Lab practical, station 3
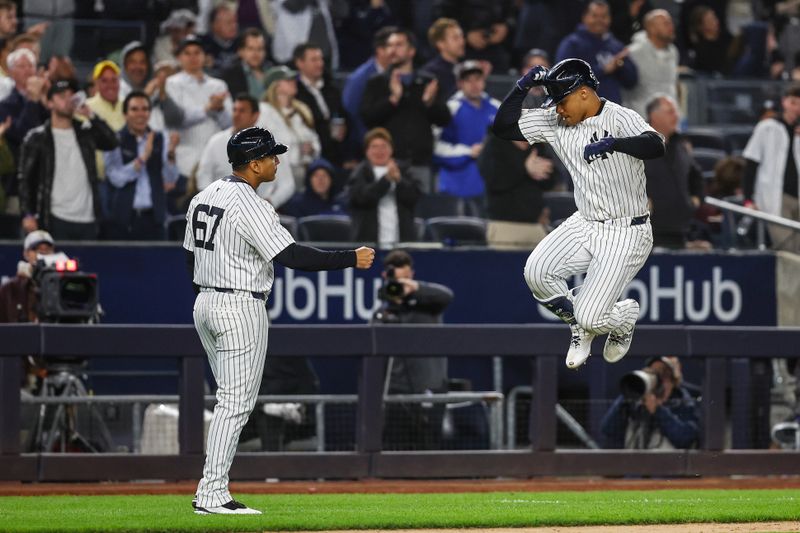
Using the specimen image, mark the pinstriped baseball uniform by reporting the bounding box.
[183,174,294,508]
[520,100,655,334]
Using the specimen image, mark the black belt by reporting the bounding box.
[205,287,266,301]
[132,208,154,217]
[630,214,649,226]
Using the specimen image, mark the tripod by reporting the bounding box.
[28,364,112,453]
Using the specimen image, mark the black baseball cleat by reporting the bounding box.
[193,498,262,515]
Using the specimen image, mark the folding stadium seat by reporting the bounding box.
[414,192,465,219]
[724,127,754,155]
[692,148,727,176]
[279,215,298,240]
[542,191,577,223]
[0,214,20,239]
[164,214,187,241]
[425,216,487,246]
[297,214,352,242]
[413,217,426,241]
[684,127,729,153]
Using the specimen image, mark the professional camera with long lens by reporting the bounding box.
[377,265,405,301]
[32,253,100,323]
[619,368,664,401]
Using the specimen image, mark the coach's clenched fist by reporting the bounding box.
[355,247,376,269]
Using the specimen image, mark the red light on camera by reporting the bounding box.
[66,259,78,271]
[55,261,66,272]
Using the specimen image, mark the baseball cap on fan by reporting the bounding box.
[455,60,484,79]
[47,78,79,99]
[23,230,55,251]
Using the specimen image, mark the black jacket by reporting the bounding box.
[477,131,559,223]
[295,76,346,165]
[346,160,422,243]
[644,133,703,237]
[359,70,451,166]
[18,116,119,229]
[376,280,454,393]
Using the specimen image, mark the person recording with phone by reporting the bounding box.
[600,356,700,449]
[374,249,454,450]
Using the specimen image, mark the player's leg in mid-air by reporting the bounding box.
[572,220,653,364]
[523,213,595,368]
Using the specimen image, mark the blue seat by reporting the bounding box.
[684,127,730,153]
[425,216,487,246]
[542,192,577,222]
[279,215,298,240]
[297,215,352,242]
[415,193,465,219]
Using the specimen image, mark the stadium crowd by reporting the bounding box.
[0,0,797,252]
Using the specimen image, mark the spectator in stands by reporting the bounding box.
[643,94,704,249]
[0,48,48,212]
[556,0,638,104]
[477,132,560,250]
[87,61,124,133]
[258,65,320,189]
[514,0,577,64]
[103,91,179,240]
[601,356,700,449]
[119,41,149,97]
[433,61,498,216]
[520,48,552,109]
[18,79,118,240]
[336,0,395,70]
[220,28,271,100]
[608,0,652,45]
[376,249,453,450]
[197,93,294,208]
[347,127,422,246]
[360,28,450,194]
[143,59,184,133]
[166,35,232,181]
[201,3,239,76]
[422,18,465,100]
[686,5,736,76]
[0,229,55,323]
[623,9,679,119]
[281,157,346,218]
[293,42,347,167]
[234,0,275,37]
[0,1,18,47]
[342,26,394,159]
[742,84,800,253]
[0,114,14,216]
[152,9,197,64]
[22,0,74,64]
[433,0,514,73]
[271,0,341,70]
[695,155,745,248]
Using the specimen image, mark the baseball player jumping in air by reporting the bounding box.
[184,127,375,515]
[492,58,665,370]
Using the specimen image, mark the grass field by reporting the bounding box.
[0,489,799,532]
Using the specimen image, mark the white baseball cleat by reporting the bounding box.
[566,323,595,369]
[603,299,640,363]
[193,499,262,515]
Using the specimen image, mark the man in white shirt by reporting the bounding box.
[623,10,679,119]
[196,93,294,209]
[18,79,119,240]
[166,35,232,179]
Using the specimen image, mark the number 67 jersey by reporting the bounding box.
[183,175,295,294]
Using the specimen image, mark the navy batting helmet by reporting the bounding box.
[227,127,288,167]
[540,58,599,108]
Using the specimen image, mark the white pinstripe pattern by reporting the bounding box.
[519,100,656,220]
[524,211,652,334]
[183,176,293,507]
[518,99,655,338]
[193,291,269,507]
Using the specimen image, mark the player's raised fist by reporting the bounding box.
[516,65,549,92]
[355,247,375,269]
[583,136,616,163]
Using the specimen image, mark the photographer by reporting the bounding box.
[0,230,55,323]
[600,356,700,450]
[375,249,454,450]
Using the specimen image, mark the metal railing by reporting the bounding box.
[704,196,800,250]
[3,323,800,481]
[20,392,504,453]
